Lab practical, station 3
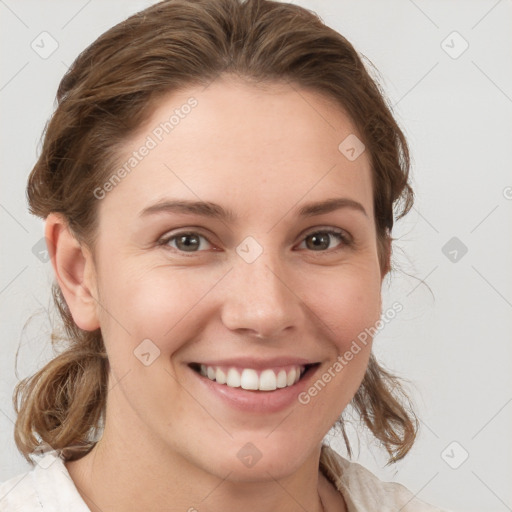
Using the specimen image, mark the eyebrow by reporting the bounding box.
[139,197,367,221]
[298,197,367,218]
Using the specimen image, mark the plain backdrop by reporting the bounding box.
[1,1,511,511]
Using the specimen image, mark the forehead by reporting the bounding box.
[100,77,374,223]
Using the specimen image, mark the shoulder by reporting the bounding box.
[0,451,90,511]
[0,465,41,511]
[320,445,451,512]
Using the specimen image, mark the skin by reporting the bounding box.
[46,76,389,512]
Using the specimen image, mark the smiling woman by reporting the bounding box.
[0,0,450,511]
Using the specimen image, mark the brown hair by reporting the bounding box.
[15,0,417,465]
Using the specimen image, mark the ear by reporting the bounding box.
[44,213,100,331]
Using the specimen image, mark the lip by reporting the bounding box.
[187,361,321,413]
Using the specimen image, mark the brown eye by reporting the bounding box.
[299,230,350,252]
[161,232,212,252]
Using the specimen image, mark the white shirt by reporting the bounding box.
[0,446,449,511]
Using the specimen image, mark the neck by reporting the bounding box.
[65,406,329,512]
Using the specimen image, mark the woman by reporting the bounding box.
[0,0,448,510]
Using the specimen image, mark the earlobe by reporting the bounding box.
[44,213,100,331]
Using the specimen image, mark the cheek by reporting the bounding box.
[304,264,382,349]
[296,268,381,412]
[96,262,227,350]
[97,256,382,347]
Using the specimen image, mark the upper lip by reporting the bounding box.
[188,357,319,369]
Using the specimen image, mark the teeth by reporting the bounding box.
[226,368,241,388]
[216,367,227,384]
[198,364,306,391]
[259,369,276,391]
[287,367,297,386]
[240,369,259,390]
[276,369,287,388]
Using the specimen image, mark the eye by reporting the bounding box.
[159,231,213,253]
[158,228,352,255]
[297,229,351,252]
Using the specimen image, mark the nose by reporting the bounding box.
[219,251,303,340]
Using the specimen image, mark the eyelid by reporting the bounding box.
[296,226,352,251]
[300,225,351,241]
[157,229,216,252]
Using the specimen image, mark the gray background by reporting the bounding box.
[1,1,511,511]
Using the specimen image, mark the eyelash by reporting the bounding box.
[157,228,352,256]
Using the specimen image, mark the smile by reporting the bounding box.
[189,362,319,392]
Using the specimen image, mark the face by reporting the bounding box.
[86,76,384,480]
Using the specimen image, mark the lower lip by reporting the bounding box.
[189,364,320,413]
